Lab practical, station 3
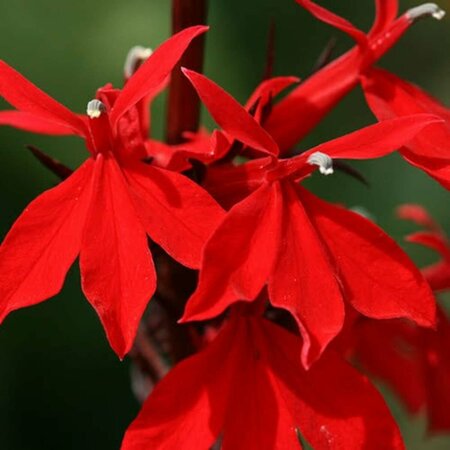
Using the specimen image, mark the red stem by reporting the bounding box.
[166,0,208,144]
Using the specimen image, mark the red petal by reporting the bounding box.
[261,319,405,450]
[244,76,300,123]
[422,262,450,293]
[369,0,399,37]
[295,0,367,45]
[406,232,450,292]
[204,157,269,209]
[278,115,442,181]
[110,26,208,128]
[0,160,94,322]
[245,76,299,109]
[406,232,450,261]
[423,309,450,431]
[182,183,283,322]
[124,163,225,269]
[182,68,279,156]
[402,150,450,191]
[268,182,344,368]
[265,19,433,154]
[362,68,450,159]
[397,204,440,231]
[79,155,156,358]
[0,110,79,135]
[221,319,300,450]
[122,314,404,450]
[355,318,426,414]
[264,50,362,152]
[304,114,443,160]
[121,317,238,450]
[0,60,87,136]
[300,187,436,327]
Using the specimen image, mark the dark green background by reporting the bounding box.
[0,0,449,448]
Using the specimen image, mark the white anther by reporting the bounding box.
[406,3,446,21]
[86,99,106,119]
[124,46,153,78]
[307,152,334,175]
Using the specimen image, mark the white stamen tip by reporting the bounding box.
[124,46,153,78]
[86,99,106,119]
[406,3,446,21]
[307,152,334,175]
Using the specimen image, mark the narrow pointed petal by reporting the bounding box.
[295,0,367,45]
[260,319,405,450]
[406,232,450,261]
[0,61,87,136]
[268,182,345,368]
[80,155,156,358]
[244,76,300,123]
[121,317,240,450]
[0,110,79,135]
[182,183,282,322]
[397,203,440,231]
[245,77,300,110]
[182,68,279,156]
[0,160,94,322]
[361,68,450,159]
[370,0,399,36]
[110,26,208,127]
[402,150,450,191]
[300,187,436,327]
[278,115,441,182]
[265,6,440,153]
[122,314,404,450]
[304,114,443,160]
[124,163,225,269]
[405,231,450,291]
[221,320,300,450]
[399,206,450,292]
[264,50,362,152]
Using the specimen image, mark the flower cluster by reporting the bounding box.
[0,0,449,448]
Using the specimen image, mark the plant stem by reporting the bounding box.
[166,0,208,144]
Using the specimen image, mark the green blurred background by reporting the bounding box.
[0,0,449,448]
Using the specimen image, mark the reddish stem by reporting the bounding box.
[166,0,208,144]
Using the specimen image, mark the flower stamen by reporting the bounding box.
[307,152,334,175]
[86,99,107,119]
[124,46,153,78]
[406,3,446,21]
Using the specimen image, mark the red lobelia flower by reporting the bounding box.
[180,69,439,368]
[151,74,300,171]
[361,67,450,190]
[121,306,405,450]
[353,205,450,432]
[0,26,225,358]
[264,0,445,153]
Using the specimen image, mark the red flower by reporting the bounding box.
[352,205,450,432]
[180,69,439,368]
[121,307,404,450]
[146,75,300,170]
[362,67,450,189]
[264,0,445,153]
[0,26,224,358]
